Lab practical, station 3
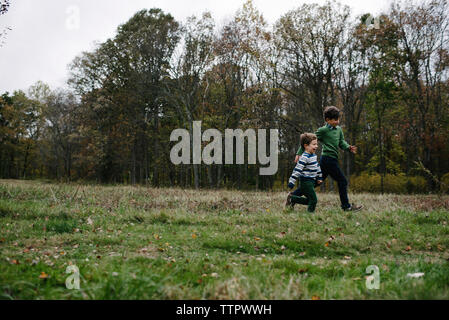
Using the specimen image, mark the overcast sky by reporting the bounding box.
[0,0,393,94]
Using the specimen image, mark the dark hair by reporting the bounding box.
[300,133,317,148]
[324,106,340,120]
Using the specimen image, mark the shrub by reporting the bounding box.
[406,176,428,194]
[350,173,431,194]
[441,172,449,194]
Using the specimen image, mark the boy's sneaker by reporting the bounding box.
[344,204,363,212]
[285,193,292,208]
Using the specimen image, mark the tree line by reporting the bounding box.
[1,0,448,192]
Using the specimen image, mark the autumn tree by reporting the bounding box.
[166,12,215,189]
[0,0,11,48]
[69,9,180,184]
[275,0,351,127]
[390,0,449,183]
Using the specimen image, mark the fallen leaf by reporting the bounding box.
[407,273,424,278]
[312,295,320,300]
[154,234,160,240]
[344,256,351,260]
[254,237,261,241]
[191,233,197,239]
[87,217,93,225]
[211,273,218,278]
[39,272,48,279]
[11,259,19,265]
[437,244,444,252]
[299,252,306,256]
[324,242,329,247]
[405,246,412,251]
[298,268,308,273]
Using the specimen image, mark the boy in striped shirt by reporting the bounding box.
[286,133,323,212]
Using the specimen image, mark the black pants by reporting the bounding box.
[292,155,350,209]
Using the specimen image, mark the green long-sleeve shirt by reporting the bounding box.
[296,124,350,160]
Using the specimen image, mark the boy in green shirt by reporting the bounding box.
[293,106,363,212]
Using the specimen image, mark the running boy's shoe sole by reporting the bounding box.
[285,193,292,207]
[343,204,363,212]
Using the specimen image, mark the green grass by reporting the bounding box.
[0,179,448,299]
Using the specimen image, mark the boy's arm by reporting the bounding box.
[316,163,323,182]
[338,128,350,151]
[288,155,307,188]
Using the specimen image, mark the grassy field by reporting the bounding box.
[1,179,449,300]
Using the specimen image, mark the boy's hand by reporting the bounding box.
[294,155,300,163]
[288,182,295,189]
[316,180,323,187]
[349,145,357,154]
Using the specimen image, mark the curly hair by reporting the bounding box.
[300,133,317,148]
[323,106,340,120]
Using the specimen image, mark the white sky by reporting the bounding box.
[0,0,393,94]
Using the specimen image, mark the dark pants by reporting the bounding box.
[292,155,350,209]
[290,178,317,212]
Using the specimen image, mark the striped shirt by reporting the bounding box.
[289,152,322,184]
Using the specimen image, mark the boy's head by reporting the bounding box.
[300,133,318,154]
[324,106,340,127]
